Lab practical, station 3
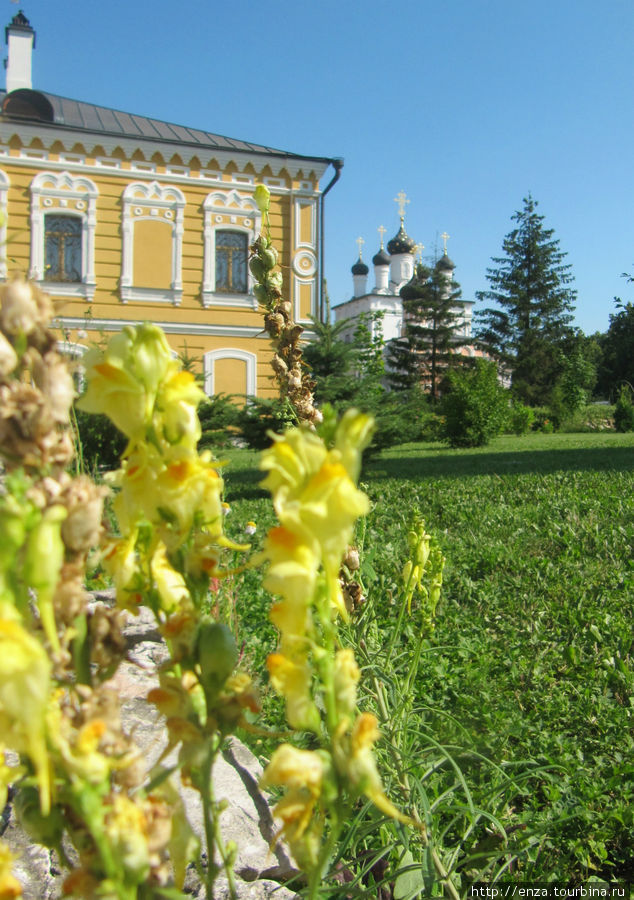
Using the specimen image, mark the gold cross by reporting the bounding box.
[394,191,410,219]
[441,232,450,255]
[415,242,425,262]
[377,225,386,248]
[355,235,365,258]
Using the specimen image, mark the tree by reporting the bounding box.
[302,315,359,408]
[387,261,468,400]
[476,195,576,405]
[440,359,509,448]
[595,296,634,400]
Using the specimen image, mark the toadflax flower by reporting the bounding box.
[0,620,52,813]
[77,323,180,439]
[260,410,373,620]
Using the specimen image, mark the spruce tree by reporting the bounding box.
[387,261,468,400]
[476,195,576,405]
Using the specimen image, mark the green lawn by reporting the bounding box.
[220,431,634,884]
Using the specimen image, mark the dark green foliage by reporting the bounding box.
[197,394,241,449]
[596,297,634,400]
[235,396,296,450]
[387,262,467,399]
[613,385,634,432]
[440,359,509,447]
[302,315,359,407]
[476,195,576,405]
[73,406,127,472]
[507,402,534,435]
[364,388,432,453]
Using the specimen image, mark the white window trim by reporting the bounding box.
[0,170,8,279]
[203,348,257,397]
[121,181,185,305]
[202,190,261,309]
[30,171,98,300]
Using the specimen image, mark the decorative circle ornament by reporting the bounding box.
[292,249,317,278]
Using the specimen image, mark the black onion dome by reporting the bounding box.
[351,256,369,276]
[436,254,456,271]
[387,221,416,255]
[372,248,391,266]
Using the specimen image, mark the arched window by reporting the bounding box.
[44,214,82,282]
[202,190,261,308]
[215,230,248,294]
[30,171,98,300]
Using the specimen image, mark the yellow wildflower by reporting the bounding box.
[151,543,191,614]
[0,840,22,899]
[262,526,319,622]
[338,712,414,826]
[78,324,177,438]
[156,370,207,448]
[0,620,51,813]
[267,653,320,732]
[333,649,360,718]
[260,744,324,844]
[104,794,150,882]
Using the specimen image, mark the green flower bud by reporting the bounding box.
[253,284,269,305]
[253,234,270,253]
[261,247,278,271]
[196,621,238,692]
[249,257,267,283]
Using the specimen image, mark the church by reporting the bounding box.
[333,192,474,356]
[0,11,341,399]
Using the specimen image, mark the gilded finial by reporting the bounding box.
[355,235,365,258]
[394,190,410,221]
[441,232,450,255]
[415,242,425,263]
[377,225,386,249]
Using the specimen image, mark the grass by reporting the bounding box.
[220,431,634,885]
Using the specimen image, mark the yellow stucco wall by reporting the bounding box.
[0,132,322,401]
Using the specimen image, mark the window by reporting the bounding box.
[30,172,98,299]
[215,230,248,294]
[201,190,261,308]
[44,215,82,282]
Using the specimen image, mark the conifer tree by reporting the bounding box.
[387,262,468,400]
[476,195,576,405]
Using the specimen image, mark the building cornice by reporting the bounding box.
[0,120,330,182]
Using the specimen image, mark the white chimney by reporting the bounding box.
[5,11,35,93]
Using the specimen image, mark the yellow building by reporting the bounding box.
[0,12,342,398]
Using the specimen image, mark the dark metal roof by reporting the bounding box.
[0,87,334,166]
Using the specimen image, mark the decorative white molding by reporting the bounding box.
[53,315,276,340]
[201,189,261,308]
[0,170,8,278]
[293,196,317,249]
[292,274,316,323]
[292,249,317,278]
[29,170,98,300]
[0,122,331,182]
[203,348,257,397]
[121,181,185,305]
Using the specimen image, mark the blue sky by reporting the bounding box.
[7,0,634,335]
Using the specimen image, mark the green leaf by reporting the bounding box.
[393,849,424,900]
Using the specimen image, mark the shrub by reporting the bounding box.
[197,393,241,449]
[614,386,634,432]
[72,406,127,472]
[440,359,508,448]
[236,396,297,449]
[507,402,534,435]
[531,407,559,433]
